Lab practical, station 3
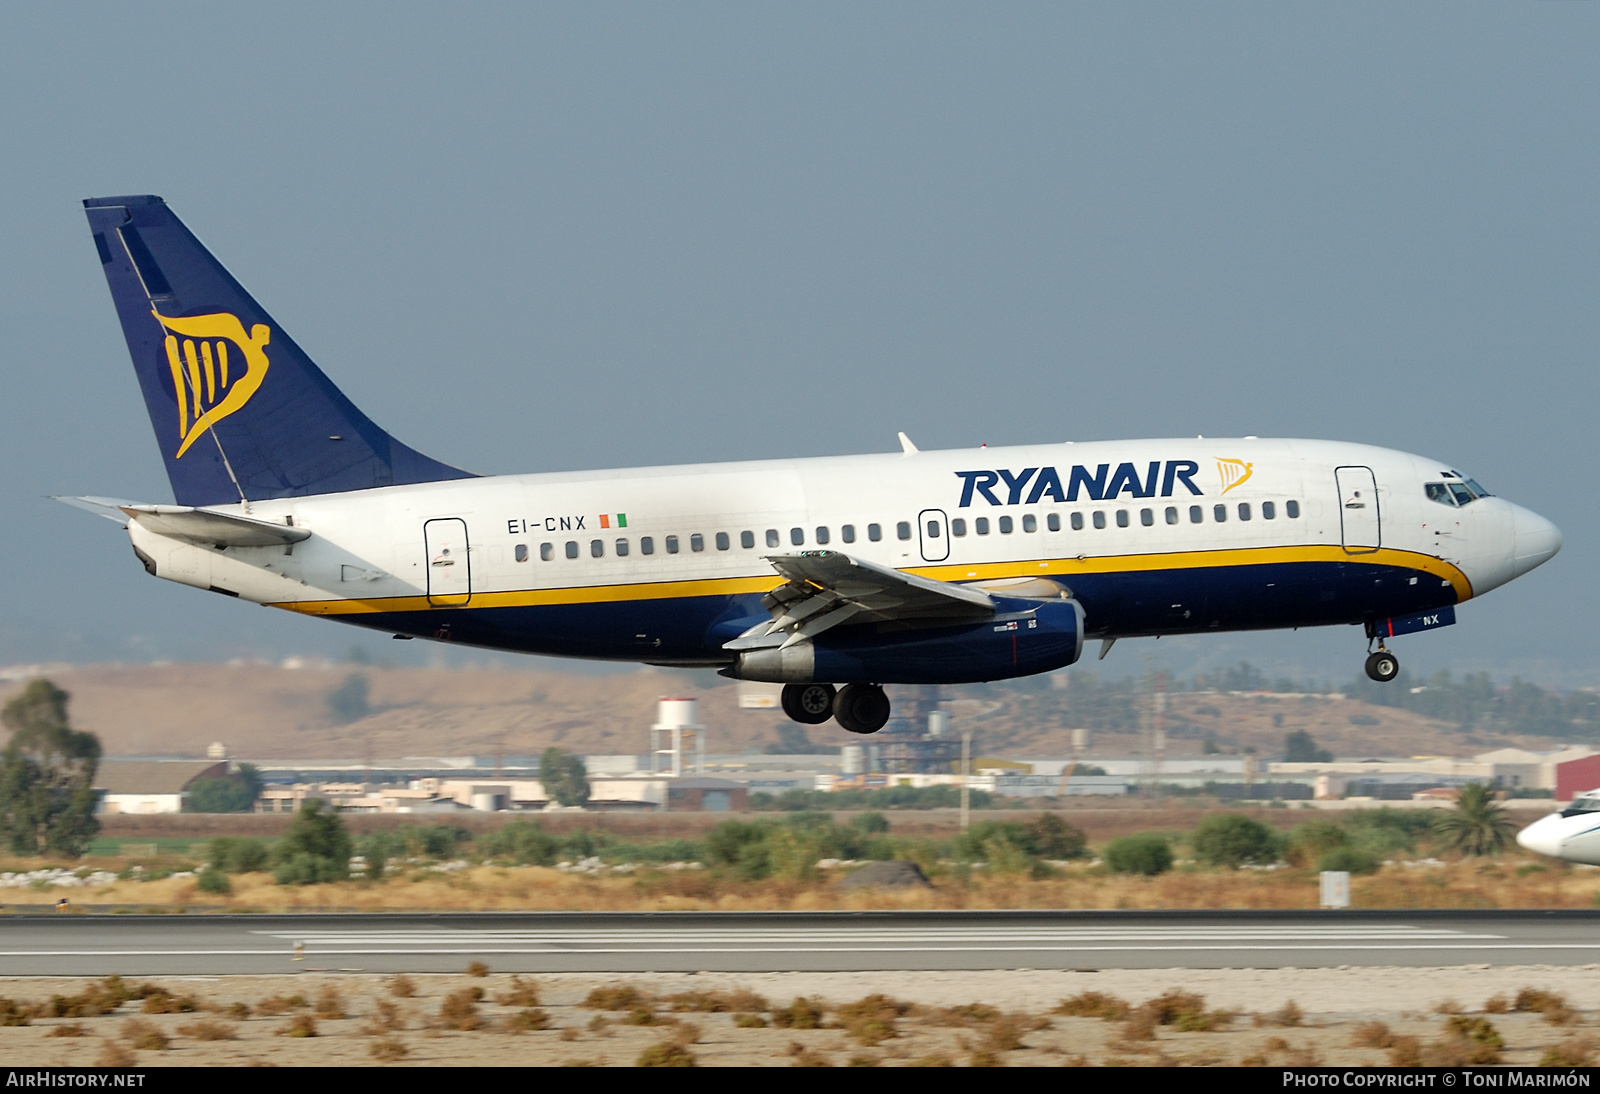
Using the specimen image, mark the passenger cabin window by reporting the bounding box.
[1238,502,1251,521]
[766,529,780,547]
[1262,501,1276,520]
[716,532,730,551]
[1116,509,1129,528]
[1213,504,1227,523]
[1189,505,1203,524]
[897,521,912,541]
[640,537,654,555]
[1165,506,1178,525]
[868,523,883,542]
[540,543,554,561]
[615,538,629,556]
[790,527,804,546]
[1286,500,1300,518]
[1070,512,1084,531]
[590,539,604,558]
[1140,508,1154,527]
[666,535,680,555]
[1046,513,1060,532]
[952,518,967,536]
[926,520,941,538]
[1092,512,1106,530]
[565,541,579,559]
[515,544,529,562]
[740,530,755,549]
[815,526,830,545]
[841,525,856,543]
[998,516,1013,534]
[1022,514,1037,533]
[690,533,705,552]
[975,517,990,535]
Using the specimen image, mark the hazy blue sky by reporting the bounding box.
[1,5,1595,687]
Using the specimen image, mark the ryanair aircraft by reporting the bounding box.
[64,196,1564,735]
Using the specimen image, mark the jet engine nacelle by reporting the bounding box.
[732,598,1084,685]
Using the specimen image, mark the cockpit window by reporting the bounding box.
[1428,475,1492,507]
[1562,792,1600,817]
[1426,483,1455,507]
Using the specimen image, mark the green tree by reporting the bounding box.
[1283,730,1332,764]
[326,673,370,723]
[0,679,101,856]
[1104,833,1173,875]
[1433,783,1518,856]
[540,747,590,807]
[183,764,265,813]
[1192,813,1282,867]
[272,799,351,884]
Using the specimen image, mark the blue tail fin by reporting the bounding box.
[83,195,476,506]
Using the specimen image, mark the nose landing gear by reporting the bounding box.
[1364,648,1399,682]
[779,682,892,734]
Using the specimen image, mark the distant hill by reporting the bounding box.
[0,663,1553,763]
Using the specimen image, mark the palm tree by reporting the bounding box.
[1433,783,1518,856]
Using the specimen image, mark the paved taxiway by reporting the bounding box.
[4,910,1600,976]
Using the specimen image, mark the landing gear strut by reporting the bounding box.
[834,683,891,735]
[1365,648,1399,683]
[780,683,835,725]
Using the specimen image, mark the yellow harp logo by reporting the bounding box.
[152,310,271,458]
[1217,458,1254,495]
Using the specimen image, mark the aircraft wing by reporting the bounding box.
[55,496,310,548]
[724,550,995,651]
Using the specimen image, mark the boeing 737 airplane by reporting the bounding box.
[63,195,1564,735]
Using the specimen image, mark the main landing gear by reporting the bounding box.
[780,682,892,735]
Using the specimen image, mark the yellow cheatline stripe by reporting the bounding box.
[271,544,1470,616]
[910,544,1472,601]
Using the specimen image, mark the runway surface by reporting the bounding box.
[4,910,1600,976]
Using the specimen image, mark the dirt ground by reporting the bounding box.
[2,967,1597,1067]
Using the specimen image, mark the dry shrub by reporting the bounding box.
[1515,987,1576,1025]
[734,1013,768,1028]
[465,961,489,978]
[1387,1035,1423,1067]
[225,1002,251,1020]
[388,975,417,999]
[120,1018,169,1050]
[439,988,483,1031]
[495,976,540,1008]
[1136,990,1230,1033]
[94,1039,136,1067]
[663,988,768,1013]
[314,986,346,1020]
[977,1014,1033,1053]
[1539,1038,1597,1067]
[836,994,911,1046]
[365,1000,407,1034]
[847,1055,880,1067]
[505,1008,552,1032]
[1270,1000,1304,1027]
[1351,1021,1396,1048]
[1055,992,1129,1020]
[909,1054,954,1066]
[637,1039,696,1066]
[369,1035,409,1062]
[788,1046,832,1067]
[41,976,137,1019]
[586,1014,611,1034]
[770,996,827,1030]
[0,999,34,1027]
[620,1006,660,1026]
[276,1013,318,1038]
[255,994,302,1016]
[46,1023,85,1038]
[583,984,649,1011]
[141,989,199,1014]
[559,1027,580,1042]
[1484,994,1511,1014]
[1437,1016,1504,1065]
[177,1019,239,1041]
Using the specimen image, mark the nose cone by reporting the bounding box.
[1513,506,1563,577]
[1517,814,1564,858]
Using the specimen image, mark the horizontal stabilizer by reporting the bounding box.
[56,496,310,547]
